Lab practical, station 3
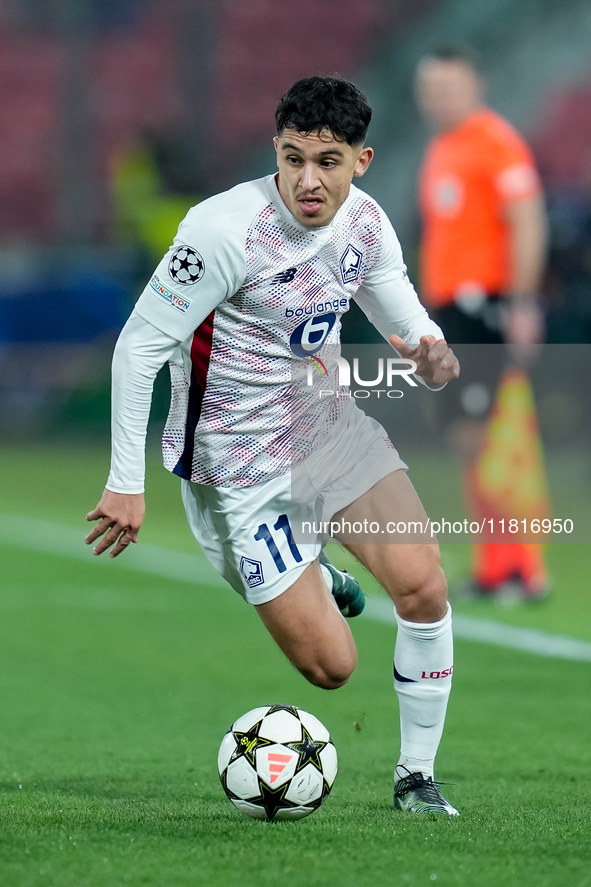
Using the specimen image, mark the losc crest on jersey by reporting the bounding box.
[169,245,205,285]
[340,244,362,284]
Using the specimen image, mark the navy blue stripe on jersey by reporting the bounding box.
[173,311,215,480]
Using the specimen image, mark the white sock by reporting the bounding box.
[393,603,453,781]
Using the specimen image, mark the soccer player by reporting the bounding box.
[415,46,549,599]
[85,76,461,815]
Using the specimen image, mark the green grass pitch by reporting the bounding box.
[0,444,590,887]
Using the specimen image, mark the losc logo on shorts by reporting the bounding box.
[150,275,192,313]
[239,556,265,588]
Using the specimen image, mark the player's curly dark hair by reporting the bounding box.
[275,76,372,146]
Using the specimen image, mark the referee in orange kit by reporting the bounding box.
[415,45,549,598]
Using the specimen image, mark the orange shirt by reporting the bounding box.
[418,107,541,307]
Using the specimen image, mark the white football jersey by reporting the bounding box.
[133,174,442,487]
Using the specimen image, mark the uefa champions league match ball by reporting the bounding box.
[218,705,338,821]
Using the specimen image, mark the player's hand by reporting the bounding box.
[85,489,145,558]
[389,334,460,387]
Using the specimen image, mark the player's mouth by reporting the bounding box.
[298,196,325,215]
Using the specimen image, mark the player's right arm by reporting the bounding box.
[85,194,247,557]
[85,311,181,556]
[86,490,145,558]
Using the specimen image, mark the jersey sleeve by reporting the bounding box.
[106,311,181,493]
[355,210,444,346]
[133,199,247,341]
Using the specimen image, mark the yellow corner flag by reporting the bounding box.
[468,367,551,539]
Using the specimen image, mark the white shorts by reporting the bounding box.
[181,404,407,605]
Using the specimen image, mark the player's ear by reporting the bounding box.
[273,135,280,168]
[353,146,374,178]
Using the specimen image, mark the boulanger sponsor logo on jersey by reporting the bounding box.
[168,245,205,285]
[149,275,193,313]
[289,313,337,358]
[239,556,265,589]
[285,298,348,319]
[340,244,362,284]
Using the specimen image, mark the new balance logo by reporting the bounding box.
[273,267,298,283]
[268,752,294,783]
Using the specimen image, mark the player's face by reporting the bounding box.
[274,129,373,228]
[415,59,482,131]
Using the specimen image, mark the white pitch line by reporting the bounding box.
[362,597,591,663]
[2,512,591,663]
[0,511,226,588]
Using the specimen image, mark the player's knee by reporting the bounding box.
[301,654,356,690]
[395,552,448,622]
[306,668,351,691]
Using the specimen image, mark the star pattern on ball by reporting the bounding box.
[251,776,301,821]
[266,704,300,717]
[219,706,337,821]
[169,245,205,285]
[286,725,327,773]
[229,719,273,768]
[316,776,333,809]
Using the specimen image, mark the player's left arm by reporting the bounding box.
[503,193,548,345]
[353,208,459,388]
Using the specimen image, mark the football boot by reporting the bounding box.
[394,766,459,816]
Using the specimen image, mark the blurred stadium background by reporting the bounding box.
[2,0,591,442]
[1,3,591,885]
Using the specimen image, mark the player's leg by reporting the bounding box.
[335,469,458,814]
[335,468,447,620]
[255,558,358,690]
[180,475,358,691]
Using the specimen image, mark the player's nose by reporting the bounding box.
[300,162,321,192]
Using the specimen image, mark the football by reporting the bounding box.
[217,704,338,821]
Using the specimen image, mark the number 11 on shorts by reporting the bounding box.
[254,514,303,573]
